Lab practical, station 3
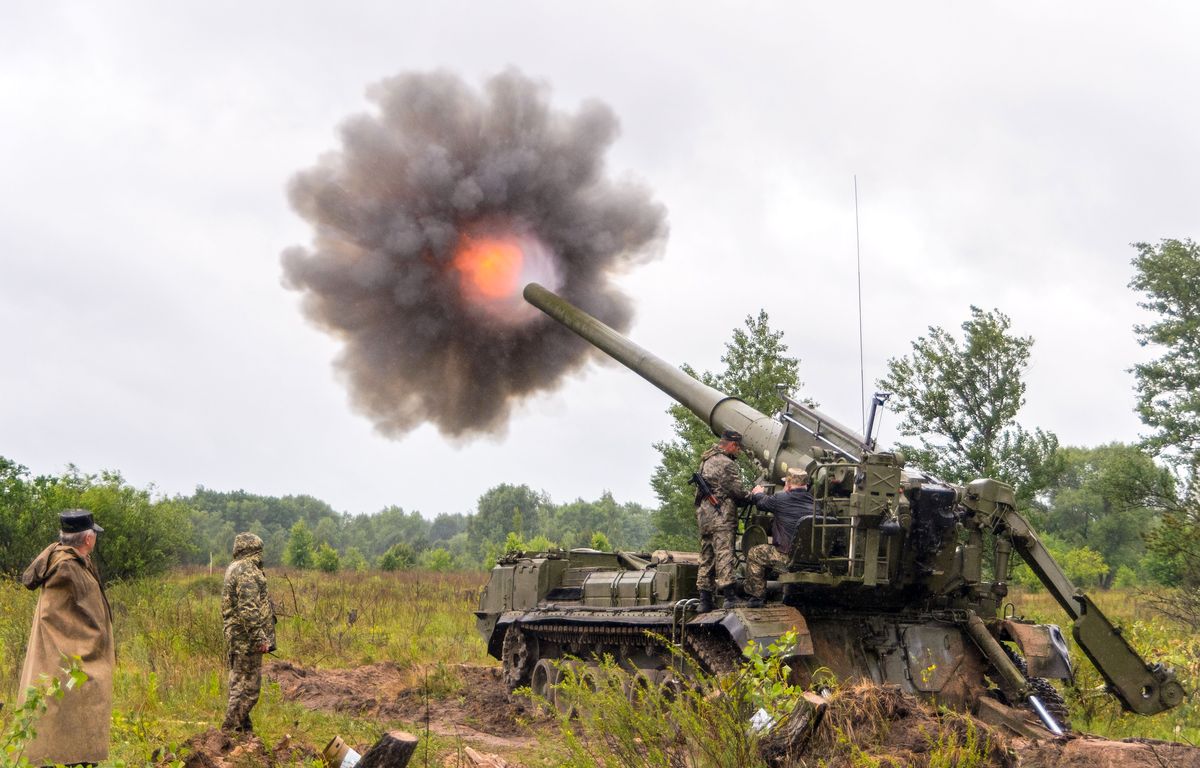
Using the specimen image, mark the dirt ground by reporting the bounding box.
[171,661,1200,768]
[265,659,547,752]
[177,728,319,768]
[775,682,1200,768]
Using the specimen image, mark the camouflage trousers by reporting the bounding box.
[697,527,737,592]
[745,544,790,598]
[222,650,263,732]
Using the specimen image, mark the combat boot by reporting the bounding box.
[746,596,765,609]
[695,589,714,614]
[721,584,746,608]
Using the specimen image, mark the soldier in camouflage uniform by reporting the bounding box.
[221,532,275,734]
[744,468,815,607]
[694,429,753,612]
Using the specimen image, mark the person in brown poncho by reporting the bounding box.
[17,509,115,767]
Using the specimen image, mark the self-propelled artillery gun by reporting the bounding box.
[474,283,1184,733]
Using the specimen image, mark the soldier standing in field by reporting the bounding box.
[693,429,753,612]
[743,468,815,607]
[221,532,275,734]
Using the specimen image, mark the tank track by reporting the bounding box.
[682,626,742,675]
[1002,644,1072,729]
[509,620,744,681]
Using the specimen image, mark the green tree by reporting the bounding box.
[590,531,612,551]
[1058,546,1110,587]
[1130,239,1200,626]
[467,484,548,551]
[649,311,803,548]
[1035,443,1175,585]
[877,306,1060,504]
[342,546,368,572]
[378,542,415,571]
[0,459,193,581]
[1131,239,1200,466]
[421,547,454,571]
[284,520,315,569]
[314,542,340,572]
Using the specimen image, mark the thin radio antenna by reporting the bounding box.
[855,175,865,434]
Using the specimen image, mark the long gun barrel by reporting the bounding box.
[524,282,825,481]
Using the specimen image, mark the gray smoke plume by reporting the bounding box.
[282,69,668,438]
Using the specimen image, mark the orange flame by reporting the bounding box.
[452,234,524,301]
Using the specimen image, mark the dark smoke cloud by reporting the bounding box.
[282,69,668,438]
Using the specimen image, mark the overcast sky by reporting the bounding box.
[2,2,1197,520]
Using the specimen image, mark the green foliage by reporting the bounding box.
[2,656,88,768]
[341,547,368,572]
[469,484,548,546]
[1130,238,1200,466]
[378,542,415,571]
[545,493,653,551]
[1058,545,1110,587]
[1013,587,1200,744]
[313,543,340,573]
[1113,564,1139,588]
[503,531,525,554]
[548,630,803,768]
[420,548,454,571]
[283,520,314,569]
[1129,238,1200,627]
[590,531,611,551]
[877,307,1060,504]
[0,458,193,582]
[650,311,803,548]
[525,535,556,553]
[1010,534,1110,589]
[1034,443,1174,584]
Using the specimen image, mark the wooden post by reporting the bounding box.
[357,731,419,768]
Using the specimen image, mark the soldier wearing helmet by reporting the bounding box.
[693,429,753,612]
[221,532,276,734]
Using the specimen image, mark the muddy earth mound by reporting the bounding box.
[265,660,547,750]
[233,661,1199,768]
[177,728,317,768]
[769,682,1200,768]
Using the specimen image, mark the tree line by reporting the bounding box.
[2,239,1197,616]
[0,467,654,580]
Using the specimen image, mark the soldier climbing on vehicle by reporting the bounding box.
[744,468,815,607]
[692,428,753,612]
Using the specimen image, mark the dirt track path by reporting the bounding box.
[265,660,546,753]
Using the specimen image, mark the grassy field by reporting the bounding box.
[1,569,1197,766]
[1007,587,1200,744]
[1,568,507,766]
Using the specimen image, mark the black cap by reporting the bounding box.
[59,509,103,534]
[721,429,743,444]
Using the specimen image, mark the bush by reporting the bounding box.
[421,548,454,572]
[590,532,611,551]
[525,535,557,553]
[378,542,415,571]
[342,547,368,572]
[1060,546,1109,587]
[284,520,315,569]
[314,543,340,573]
[1113,564,1140,589]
